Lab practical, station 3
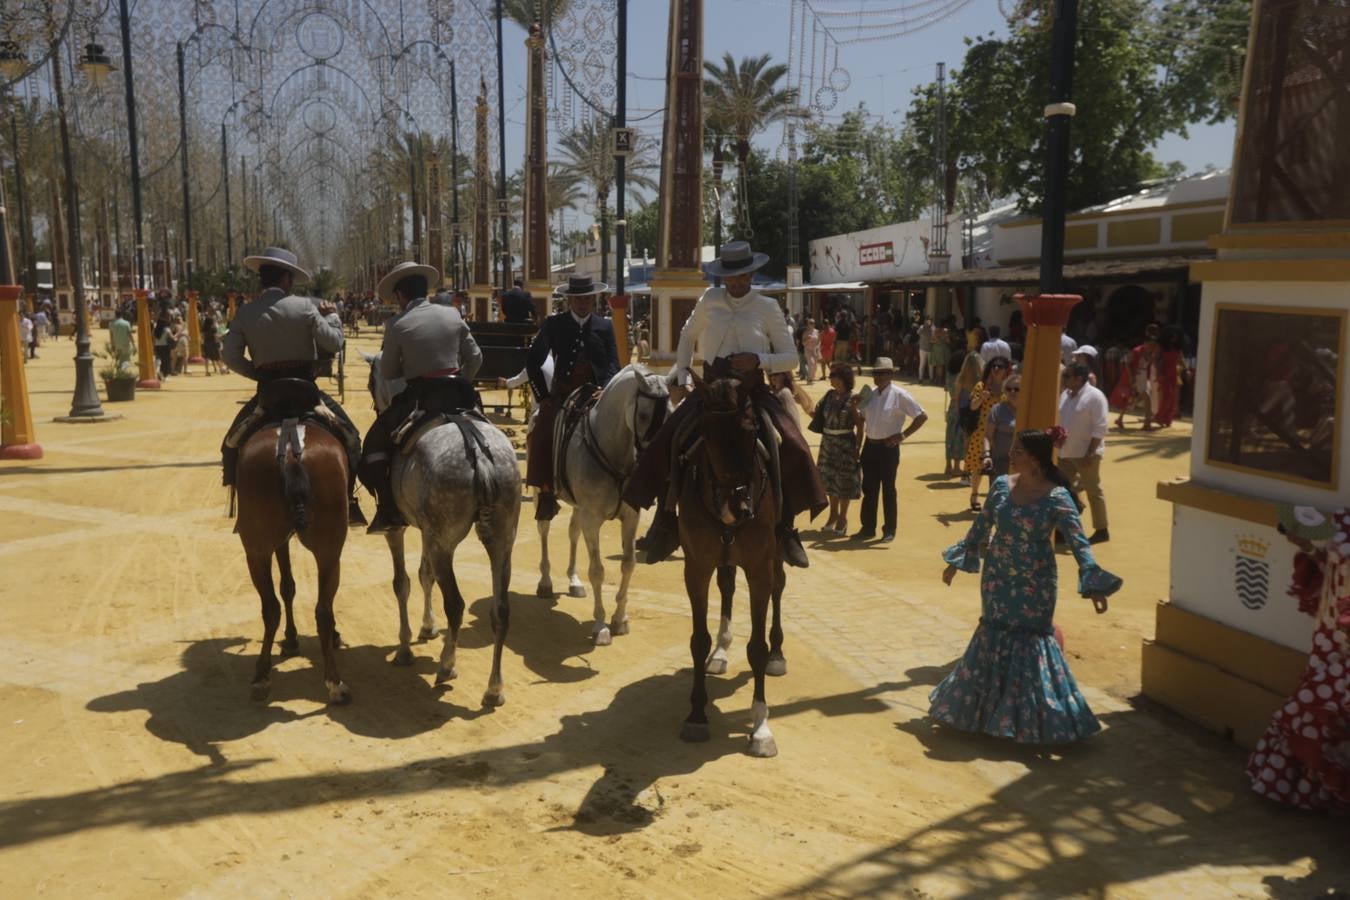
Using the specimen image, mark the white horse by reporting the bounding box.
[536,363,670,645]
[364,353,520,706]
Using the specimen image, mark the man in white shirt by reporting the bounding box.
[18,312,33,362]
[853,357,927,542]
[1058,362,1110,543]
[979,325,1012,364]
[626,241,827,567]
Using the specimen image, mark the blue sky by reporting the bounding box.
[505,0,1236,180]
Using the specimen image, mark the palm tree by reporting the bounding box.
[555,117,658,283]
[702,53,797,231]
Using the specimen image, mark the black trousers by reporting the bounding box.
[859,438,900,535]
[357,377,481,495]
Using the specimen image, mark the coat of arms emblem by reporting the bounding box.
[1234,535,1271,610]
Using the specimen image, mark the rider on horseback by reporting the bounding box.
[624,241,828,568]
[360,261,484,533]
[220,246,366,525]
[525,275,622,521]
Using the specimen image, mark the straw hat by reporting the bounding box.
[377,260,441,303]
[241,246,311,283]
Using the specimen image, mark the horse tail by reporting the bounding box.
[281,453,311,533]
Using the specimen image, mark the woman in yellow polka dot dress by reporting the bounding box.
[966,357,1012,511]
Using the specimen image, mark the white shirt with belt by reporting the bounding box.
[860,383,925,441]
[1058,384,1108,457]
[674,286,797,385]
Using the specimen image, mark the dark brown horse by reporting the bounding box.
[678,369,782,757]
[235,405,350,704]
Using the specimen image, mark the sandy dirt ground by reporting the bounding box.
[1,333,1346,899]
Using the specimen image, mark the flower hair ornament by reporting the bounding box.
[1045,425,1068,449]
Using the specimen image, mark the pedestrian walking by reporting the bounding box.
[1058,362,1110,544]
[202,312,224,375]
[802,319,821,384]
[917,318,934,384]
[109,308,134,369]
[932,428,1120,745]
[853,357,927,543]
[979,326,1012,364]
[18,311,33,362]
[153,309,174,380]
[928,320,950,386]
[965,356,1012,510]
[948,351,981,479]
[1110,323,1163,431]
[818,320,837,381]
[810,363,863,535]
[985,375,1019,477]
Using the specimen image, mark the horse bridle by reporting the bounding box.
[696,395,767,544]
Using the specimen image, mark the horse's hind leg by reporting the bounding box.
[766,560,787,677]
[565,511,586,598]
[246,549,280,701]
[745,557,778,758]
[608,507,639,637]
[706,565,736,675]
[535,517,554,598]
[277,541,300,656]
[314,554,350,704]
[385,529,415,666]
[681,560,715,743]
[482,532,512,708]
[417,552,440,640]
[432,549,466,685]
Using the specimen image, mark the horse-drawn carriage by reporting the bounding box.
[468,321,536,416]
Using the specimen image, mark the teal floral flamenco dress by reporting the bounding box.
[930,475,1123,744]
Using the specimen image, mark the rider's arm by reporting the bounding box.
[221,323,258,380]
[310,305,343,355]
[673,297,707,385]
[525,319,553,399]
[761,302,801,374]
[459,322,484,380]
[379,324,405,381]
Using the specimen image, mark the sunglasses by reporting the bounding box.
[1007,387,1021,393]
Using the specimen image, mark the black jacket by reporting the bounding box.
[501,287,536,324]
[526,312,621,401]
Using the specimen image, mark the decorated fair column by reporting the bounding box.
[522,23,552,301]
[1012,292,1079,431]
[186,289,204,363]
[134,287,160,389]
[470,83,493,321]
[610,293,631,367]
[649,0,705,362]
[0,171,41,459]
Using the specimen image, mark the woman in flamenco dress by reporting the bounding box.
[932,428,1122,744]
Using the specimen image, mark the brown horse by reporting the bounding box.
[678,369,782,757]
[235,403,350,704]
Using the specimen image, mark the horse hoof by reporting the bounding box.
[392,647,415,666]
[567,584,587,598]
[609,618,630,636]
[279,639,299,657]
[680,721,710,743]
[535,583,554,599]
[748,735,779,758]
[326,681,352,705]
[418,626,439,641]
[482,689,506,708]
[705,656,728,675]
[250,680,270,702]
[435,666,458,684]
[766,657,788,677]
[592,626,612,647]
[331,631,344,649]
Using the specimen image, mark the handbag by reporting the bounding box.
[959,405,980,433]
[807,398,825,435]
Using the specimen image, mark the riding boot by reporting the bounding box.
[347,495,368,527]
[365,468,406,534]
[221,446,238,488]
[534,491,560,521]
[778,523,809,568]
[640,508,681,564]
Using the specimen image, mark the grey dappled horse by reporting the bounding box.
[535,364,670,645]
[363,352,520,706]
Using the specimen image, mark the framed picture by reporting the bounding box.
[1206,304,1345,488]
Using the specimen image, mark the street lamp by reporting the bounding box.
[77,40,112,87]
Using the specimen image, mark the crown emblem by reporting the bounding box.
[1237,536,1269,559]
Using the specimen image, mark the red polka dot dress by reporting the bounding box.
[1247,510,1350,813]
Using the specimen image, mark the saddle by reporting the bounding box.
[226,378,349,453]
[391,376,487,455]
[552,383,603,505]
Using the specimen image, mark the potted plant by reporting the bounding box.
[98,342,137,402]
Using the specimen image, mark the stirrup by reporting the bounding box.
[347,496,368,527]
[641,511,680,564]
[366,500,406,534]
[778,526,809,569]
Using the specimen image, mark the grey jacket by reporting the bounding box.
[380,297,483,382]
[223,287,344,380]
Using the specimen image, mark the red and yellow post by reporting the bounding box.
[186,290,204,363]
[0,283,42,459]
[1013,293,1080,432]
[134,288,161,389]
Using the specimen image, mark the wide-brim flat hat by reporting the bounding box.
[703,240,769,278]
[242,246,311,283]
[377,261,441,303]
[872,357,895,372]
[556,274,608,296]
